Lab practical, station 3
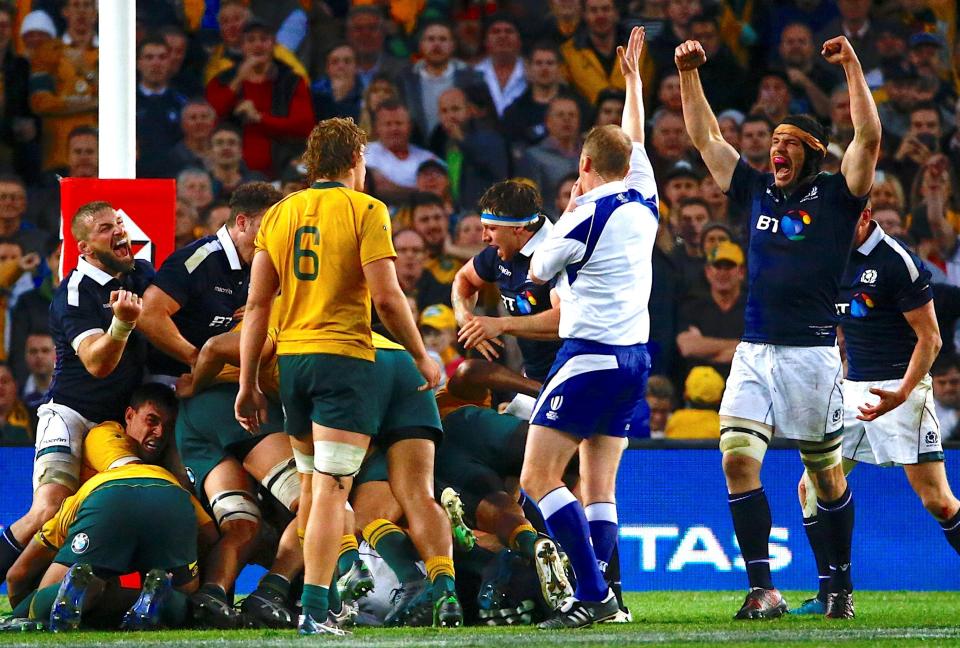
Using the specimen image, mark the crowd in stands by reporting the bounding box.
[0,0,957,442]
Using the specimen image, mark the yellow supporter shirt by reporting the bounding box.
[664,408,721,440]
[255,182,396,361]
[38,424,211,550]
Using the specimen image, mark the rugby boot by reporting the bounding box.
[791,596,827,615]
[825,590,855,619]
[239,586,295,628]
[533,536,573,610]
[383,579,430,627]
[298,613,351,636]
[0,617,45,632]
[733,588,788,620]
[49,563,94,632]
[337,558,375,603]
[121,568,171,630]
[602,606,633,623]
[190,585,241,629]
[433,591,464,628]
[327,599,359,629]
[537,590,620,629]
[441,487,476,552]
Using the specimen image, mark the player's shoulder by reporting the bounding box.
[876,233,926,283]
[83,422,139,470]
[338,187,388,216]
[163,234,222,275]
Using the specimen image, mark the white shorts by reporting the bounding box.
[720,342,843,443]
[842,375,943,466]
[32,402,97,491]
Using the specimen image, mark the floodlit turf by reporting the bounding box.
[3,591,960,646]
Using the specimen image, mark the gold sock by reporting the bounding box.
[425,555,456,582]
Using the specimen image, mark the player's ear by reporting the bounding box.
[580,155,592,175]
[124,406,136,426]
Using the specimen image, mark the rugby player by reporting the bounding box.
[520,27,656,629]
[235,117,450,635]
[139,182,282,384]
[794,210,960,614]
[0,202,153,585]
[452,181,561,382]
[675,34,881,619]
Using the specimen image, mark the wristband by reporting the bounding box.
[107,316,136,341]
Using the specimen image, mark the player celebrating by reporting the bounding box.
[675,34,881,619]
[794,210,960,614]
[0,202,153,586]
[520,26,656,629]
[235,118,448,636]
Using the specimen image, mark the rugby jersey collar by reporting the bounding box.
[575,180,628,207]
[856,221,885,256]
[519,218,553,256]
[312,181,346,189]
[76,256,115,286]
[216,225,243,270]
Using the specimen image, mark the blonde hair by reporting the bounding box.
[303,118,367,181]
[582,125,632,180]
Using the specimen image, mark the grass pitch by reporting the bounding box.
[2,591,960,647]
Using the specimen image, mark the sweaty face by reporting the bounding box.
[413,205,449,247]
[125,402,174,462]
[770,132,806,189]
[82,209,134,274]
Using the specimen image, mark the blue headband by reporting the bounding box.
[480,211,540,226]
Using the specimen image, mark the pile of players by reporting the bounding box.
[3,24,960,636]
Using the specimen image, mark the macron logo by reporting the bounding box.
[800,186,819,203]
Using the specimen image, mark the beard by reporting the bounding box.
[94,246,135,275]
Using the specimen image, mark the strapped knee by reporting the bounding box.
[209,490,261,528]
[313,441,365,479]
[719,416,772,463]
[292,447,314,474]
[262,458,300,511]
[799,436,843,473]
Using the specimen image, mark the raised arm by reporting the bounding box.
[75,290,143,378]
[675,40,739,191]
[823,36,881,198]
[618,26,646,145]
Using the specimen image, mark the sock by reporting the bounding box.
[803,515,831,602]
[585,502,618,577]
[817,487,855,592]
[328,570,342,613]
[158,589,190,627]
[538,487,607,602]
[338,534,360,575]
[607,541,624,608]
[508,523,538,560]
[257,573,291,599]
[28,583,60,621]
[199,583,230,604]
[11,590,36,618]
[301,584,329,620]
[425,556,456,598]
[362,519,423,584]
[0,526,23,582]
[940,508,960,555]
[728,488,773,590]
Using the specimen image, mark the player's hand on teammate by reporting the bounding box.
[617,26,645,78]
[110,289,142,323]
[458,316,506,361]
[857,387,907,421]
[674,40,707,71]
[175,372,196,399]
[821,36,857,67]
[414,354,443,391]
[235,385,269,434]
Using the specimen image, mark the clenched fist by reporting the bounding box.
[675,40,707,71]
[110,289,142,323]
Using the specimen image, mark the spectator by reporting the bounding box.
[816,0,889,75]
[0,362,30,443]
[250,0,309,54]
[872,207,906,239]
[700,222,733,257]
[428,87,509,210]
[26,125,97,236]
[650,221,681,376]
[932,353,960,439]
[877,63,921,141]
[648,109,693,179]
[670,194,710,298]
[749,68,791,125]
[415,159,455,214]
[28,0,98,171]
[135,36,186,178]
[0,175,47,256]
[906,32,952,102]
[656,70,682,114]
[777,22,834,119]
[520,96,581,211]
[203,0,307,86]
[311,43,363,122]
[207,123,265,201]
[393,228,451,311]
[454,213,483,248]
[357,74,401,137]
[278,163,308,196]
[661,160,702,218]
[648,0,702,72]
[9,240,58,383]
[398,21,482,140]
[166,99,216,175]
[700,175,731,222]
[366,100,441,206]
[687,13,748,112]
[716,108,743,149]
[532,0,582,47]
[888,101,943,193]
[201,201,232,236]
[206,18,315,178]
[419,303,462,377]
[451,6,484,65]
[553,172,579,219]
[829,85,854,152]
[664,365,724,439]
[740,114,773,172]
[174,200,201,249]
[176,168,214,213]
[474,15,527,117]
[503,43,570,146]
[410,192,463,282]
[560,0,625,105]
[676,241,746,381]
[645,374,676,439]
[0,238,39,362]
[593,89,625,127]
[21,332,54,425]
[870,170,906,213]
[158,24,203,97]
[909,154,959,261]
[0,6,38,183]
[18,10,56,62]
[345,6,409,87]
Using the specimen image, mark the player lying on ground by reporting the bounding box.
[794,209,960,614]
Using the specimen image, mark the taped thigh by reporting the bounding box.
[262,458,300,511]
[292,446,314,474]
[209,490,261,527]
[719,415,773,463]
[313,440,365,478]
[798,436,843,473]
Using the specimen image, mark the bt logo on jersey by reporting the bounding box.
[755,210,812,241]
[850,292,875,318]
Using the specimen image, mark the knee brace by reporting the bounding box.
[799,436,843,473]
[262,458,300,512]
[313,440,365,479]
[719,416,772,463]
[292,447,314,474]
[34,453,80,492]
[209,490,261,528]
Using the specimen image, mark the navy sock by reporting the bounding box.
[0,526,23,582]
[539,487,607,602]
[584,502,618,577]
[803,515,831,602]
[728,488,773,590]
[818,487,854,592]
[939,507,960,555]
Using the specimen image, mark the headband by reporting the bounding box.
[773,124,827,156]
[480,212,540,227]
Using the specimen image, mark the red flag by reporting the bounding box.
[59,178,176,276]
